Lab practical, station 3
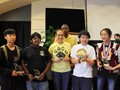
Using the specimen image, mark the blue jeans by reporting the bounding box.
[26,80,49,90]
[52,71,71,90]
[72,75,93,90]
[97,75,117,90]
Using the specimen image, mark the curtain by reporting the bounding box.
[0,21,31,49]
[46,8,85,32]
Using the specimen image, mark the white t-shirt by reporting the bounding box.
[71,44,96,78]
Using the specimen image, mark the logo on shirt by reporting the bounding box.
[54,46,68,58]
[40,50,44,56]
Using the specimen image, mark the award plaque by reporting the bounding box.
[34,69,40,79]
[56,51,65,60]
[76,48,87,63]
[14,55,23,74]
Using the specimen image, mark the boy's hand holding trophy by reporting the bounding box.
[14,55,24,76]
[34,69,41,79]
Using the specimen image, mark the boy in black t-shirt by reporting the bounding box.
[0,29,26,90]
[22,32,52,90]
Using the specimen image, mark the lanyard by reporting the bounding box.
[103,42,111,58]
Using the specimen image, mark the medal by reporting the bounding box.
[102,42,111,67]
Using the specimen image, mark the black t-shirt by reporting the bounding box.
[23,45,52,81]
[7,46,20,70]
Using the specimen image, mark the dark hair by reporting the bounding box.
[78,30,91,38]
[30,32,41,40]
[114,33,120,37]
[61,24,69,31]
[100,28,112,38]
[3,29,16,36]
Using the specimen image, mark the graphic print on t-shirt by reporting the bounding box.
[54,46,68,60]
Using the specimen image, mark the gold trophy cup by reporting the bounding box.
[14,55,23,74]
[101,51,111,67]
[102,58,109,67]
[34,69,41,79]
[76,48,87,63]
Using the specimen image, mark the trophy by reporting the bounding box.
[101,51,111,67]
[14,55,23,74]
[34,69,41,79]
[14,63,24,74]
[76,48,87,63]
[102,58,109,67]
[56,51,65,60]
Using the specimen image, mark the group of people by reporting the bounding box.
[0,29,52,90]
[0,24,120,90]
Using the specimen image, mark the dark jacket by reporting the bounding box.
[97,42,120,77]
[0,45,26,90]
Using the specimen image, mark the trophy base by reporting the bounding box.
[79,59,84,63]
[104,64,109,67]
[34,76,39,79]
[16,71,23,74]
[59,57,64,60]
[79,57,86,63]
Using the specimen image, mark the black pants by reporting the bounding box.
[0,76,26,90]
[72,75,93,90]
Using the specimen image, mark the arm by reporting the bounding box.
[105,63,120,70]
[21,48,30,75]
[42,61,52,74]
[105,46,120,70]
[83,47,96,66]
[71,57,79,64]
[0,64,13,76]
[83,58,95,66]
[38,48,52,80]
[22,60,34,81]
[0,48,14,76]
[96,44,103,68]
[97,59,102,68]
[111,64,120,70]
[71,57,95,66]
[21,60,29,74]
[51,58,61,63]
[48,45,60,63]
[64,56,71,62]
[38,61,52,80]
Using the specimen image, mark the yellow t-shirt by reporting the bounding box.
[63,34,77,47]
[49,42,71,72]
